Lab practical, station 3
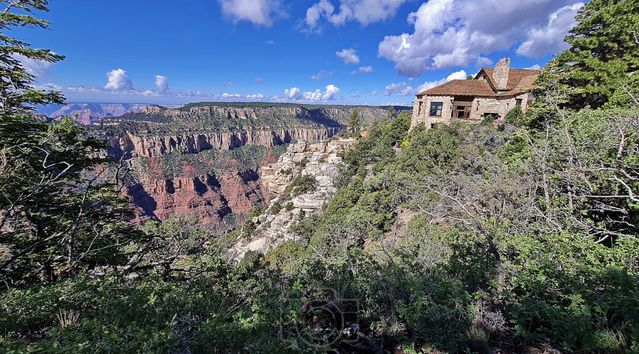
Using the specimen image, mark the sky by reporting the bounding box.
[15,0,586,106]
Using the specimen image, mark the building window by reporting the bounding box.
[418,101,423,115]
[456,105,470,119]
[515,98,523,107]
[429,102,443,116]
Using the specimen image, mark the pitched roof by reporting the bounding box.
[416,68,540,98]
[416,79,495,97]
[480,68,541,91]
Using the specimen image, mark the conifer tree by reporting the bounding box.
[0,0,139,285]
[348,109,360,137]
[555,0,639,109]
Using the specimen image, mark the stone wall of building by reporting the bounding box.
[411,92,532,128]
[411,95,454,128]
[469,93,530,120]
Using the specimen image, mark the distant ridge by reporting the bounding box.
[37,103,154,125]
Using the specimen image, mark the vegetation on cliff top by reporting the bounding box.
[93,103,408,137]
[1,0,639,353]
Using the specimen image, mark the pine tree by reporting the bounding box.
[554,0,639,109]
[0,1,140,285]
[348,109,360,137]
[0,0,65,114]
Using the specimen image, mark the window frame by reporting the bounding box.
[429,102,443,117]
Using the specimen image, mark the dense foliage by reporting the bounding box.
[0,0,141,286]
[1,1,639,353]
[552,0,639,109]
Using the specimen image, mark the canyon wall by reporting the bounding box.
[94,103,399,226]
[106,127,340,159]
[230,139,355,259]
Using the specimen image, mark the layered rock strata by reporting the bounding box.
[230,139,355,259]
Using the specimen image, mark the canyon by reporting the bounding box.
[95,103,405,226]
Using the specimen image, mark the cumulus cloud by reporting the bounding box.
[336,48,360,64]
[13,54,54,78]
[304,89,323,101]
[354,65,374,74]
[305,0,408,29]
[385,82,414,96]
[105,68,133,91]
[416,69,468,93]
[218,0,284,26]
[322,84,341,100]
[221,93,241,98]
[155,75,169,93]
[285,87,301,99]
[378,0,583,76]
[284,85,341,101]
[517,3,584,58]
[306,0,335,28]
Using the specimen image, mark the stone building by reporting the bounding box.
[411,58,540,128]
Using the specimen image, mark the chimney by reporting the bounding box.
[493,57,510,90]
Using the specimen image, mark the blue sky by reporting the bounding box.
[17,0,585,106]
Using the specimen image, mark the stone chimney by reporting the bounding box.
[493,57,510,90]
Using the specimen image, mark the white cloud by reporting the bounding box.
[155,75,168,93]
[35,82,62,91]
[246,93,265,100]
[105,68,133,91]
[304,89,323,101]
[336,48,360,64]
[306,0,335,28]
[353,65,374,74]
[517,3,584,58]
[384,82,414,96]
[378,0,583,76]
[218,0,284,27]
[322,84,341,100]
[310,70,334,81]
[285,87,301,99]
[221,93,241,98]
[284,84,341,101]
[13,54,54,78]
[416,69,468,93]
[305,0,408,29]
[526,64,542,70]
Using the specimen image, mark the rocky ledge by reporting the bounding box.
[230,138,355,259]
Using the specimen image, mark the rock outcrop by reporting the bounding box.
[230,139,355,259]
[127,170,263,225]
[106,127,340,159]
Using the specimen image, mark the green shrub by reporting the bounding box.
[284,175,318,197]
[504,106,524,126]
[270,201,282,214]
